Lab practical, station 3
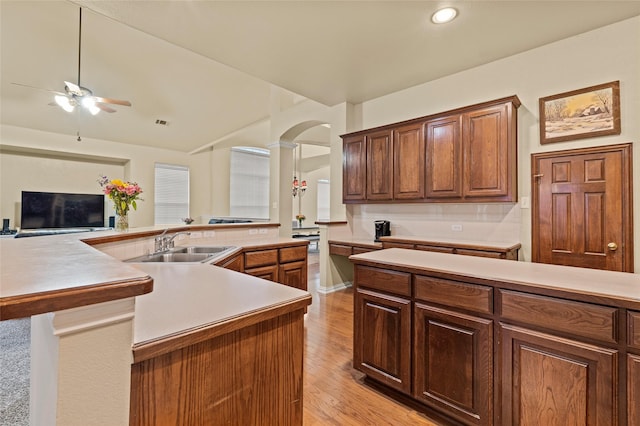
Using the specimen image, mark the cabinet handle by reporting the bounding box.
[532,174,544,178]
[607,242,618,251]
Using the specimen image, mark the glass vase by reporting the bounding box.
[115,212,129,232]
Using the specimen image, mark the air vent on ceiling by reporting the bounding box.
[155,119,169,126]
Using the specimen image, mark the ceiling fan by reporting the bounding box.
[12,7,131,115]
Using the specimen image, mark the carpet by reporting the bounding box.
[0,317,30,426]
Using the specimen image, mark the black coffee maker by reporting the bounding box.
[374,220,391,242]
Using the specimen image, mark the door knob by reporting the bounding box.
[607,242,618,251]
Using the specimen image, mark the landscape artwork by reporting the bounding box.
[539,81,620,144]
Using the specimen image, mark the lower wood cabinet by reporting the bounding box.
[414,304,493,425]
[354,288,411,394]
[279,260,307,291]
[500,323,617,425]
[242,245,308,291]
[352,262,636,425]
[218,253,244,272]
[629,354,640,425]
[244,264,279,281]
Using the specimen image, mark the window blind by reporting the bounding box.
[317,179,330,221]
[229,147,269,219]
[154,163,190,224]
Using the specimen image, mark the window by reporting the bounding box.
[229,147,269,219]
[154,163,189,224]
[317,179,330,221]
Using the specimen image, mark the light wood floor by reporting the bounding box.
[303,252,441,425]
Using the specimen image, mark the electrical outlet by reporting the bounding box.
[190,232,202,239]
[259,228,268,234]
[203,231,215,238]
[520,196,530,209]
[249,229,258,235]
[451,224,463,232]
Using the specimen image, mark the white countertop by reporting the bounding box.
[1,226,311,340]
[351,248,640,306]
[128,262,309,344]
[0,230,150,299]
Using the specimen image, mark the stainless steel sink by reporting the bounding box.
[171,246,236,255]
[125,246,237,263]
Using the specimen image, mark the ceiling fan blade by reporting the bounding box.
[92,96,132,107]
[11,82,66,97]
[96,103,117,113]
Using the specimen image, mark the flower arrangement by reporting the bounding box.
[296,213,306,227]
[98,175,143,230]
[182,217,194,224]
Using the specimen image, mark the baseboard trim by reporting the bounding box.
[317,281,352,295]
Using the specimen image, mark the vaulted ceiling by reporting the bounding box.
[2,1,639,152]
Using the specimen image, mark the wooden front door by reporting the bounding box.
[532,143,633,272]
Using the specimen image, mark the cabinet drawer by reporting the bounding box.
[456,248,503,259]
[415,275,492,314]
[415,245,454,254]
[629,311,640,350]
[382,242,414,249]
[353,247,375,255]
[500,290,618,344]
[244,249,278,268]
[355,265,411,297]
[329,244,352,257]
[279,246,307,263]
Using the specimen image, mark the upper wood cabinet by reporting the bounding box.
[342,134,367,201]
[463,101,516,200]
[425,114,462,199]
[366,129,394,200]
[342,95,520,204]
[394,123,426,200]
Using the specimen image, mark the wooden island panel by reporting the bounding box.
[130,309,305,426]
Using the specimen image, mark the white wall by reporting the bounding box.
[351,16,640,266]
[0,125,211,228]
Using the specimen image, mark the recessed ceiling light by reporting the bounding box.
[431,7,458,24]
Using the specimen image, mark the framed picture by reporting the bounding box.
[539,80,620,144]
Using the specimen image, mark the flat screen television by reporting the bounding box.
[21,191,105,229]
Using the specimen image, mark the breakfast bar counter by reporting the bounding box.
[0,224,312,426]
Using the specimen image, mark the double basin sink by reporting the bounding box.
[125,245,237,264]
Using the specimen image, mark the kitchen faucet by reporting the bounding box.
[154,229,191,253]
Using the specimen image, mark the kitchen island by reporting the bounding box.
[0,224,311,426]
[349,248,640,426]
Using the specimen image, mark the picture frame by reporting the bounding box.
[539,80,620,144]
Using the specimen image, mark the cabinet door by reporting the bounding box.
[244,264,279,282]
[393,123,425,200]
[278,260,307,291]
[463,102,515,199]
[342,134,367,202]
[354,288,411,394]
[629,354,640,426]
[500,323,617,425]
[426,115,462,199]
[366,129,394,200]
[414,304,493,425]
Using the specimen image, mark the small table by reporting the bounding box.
[292,226,320,250]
